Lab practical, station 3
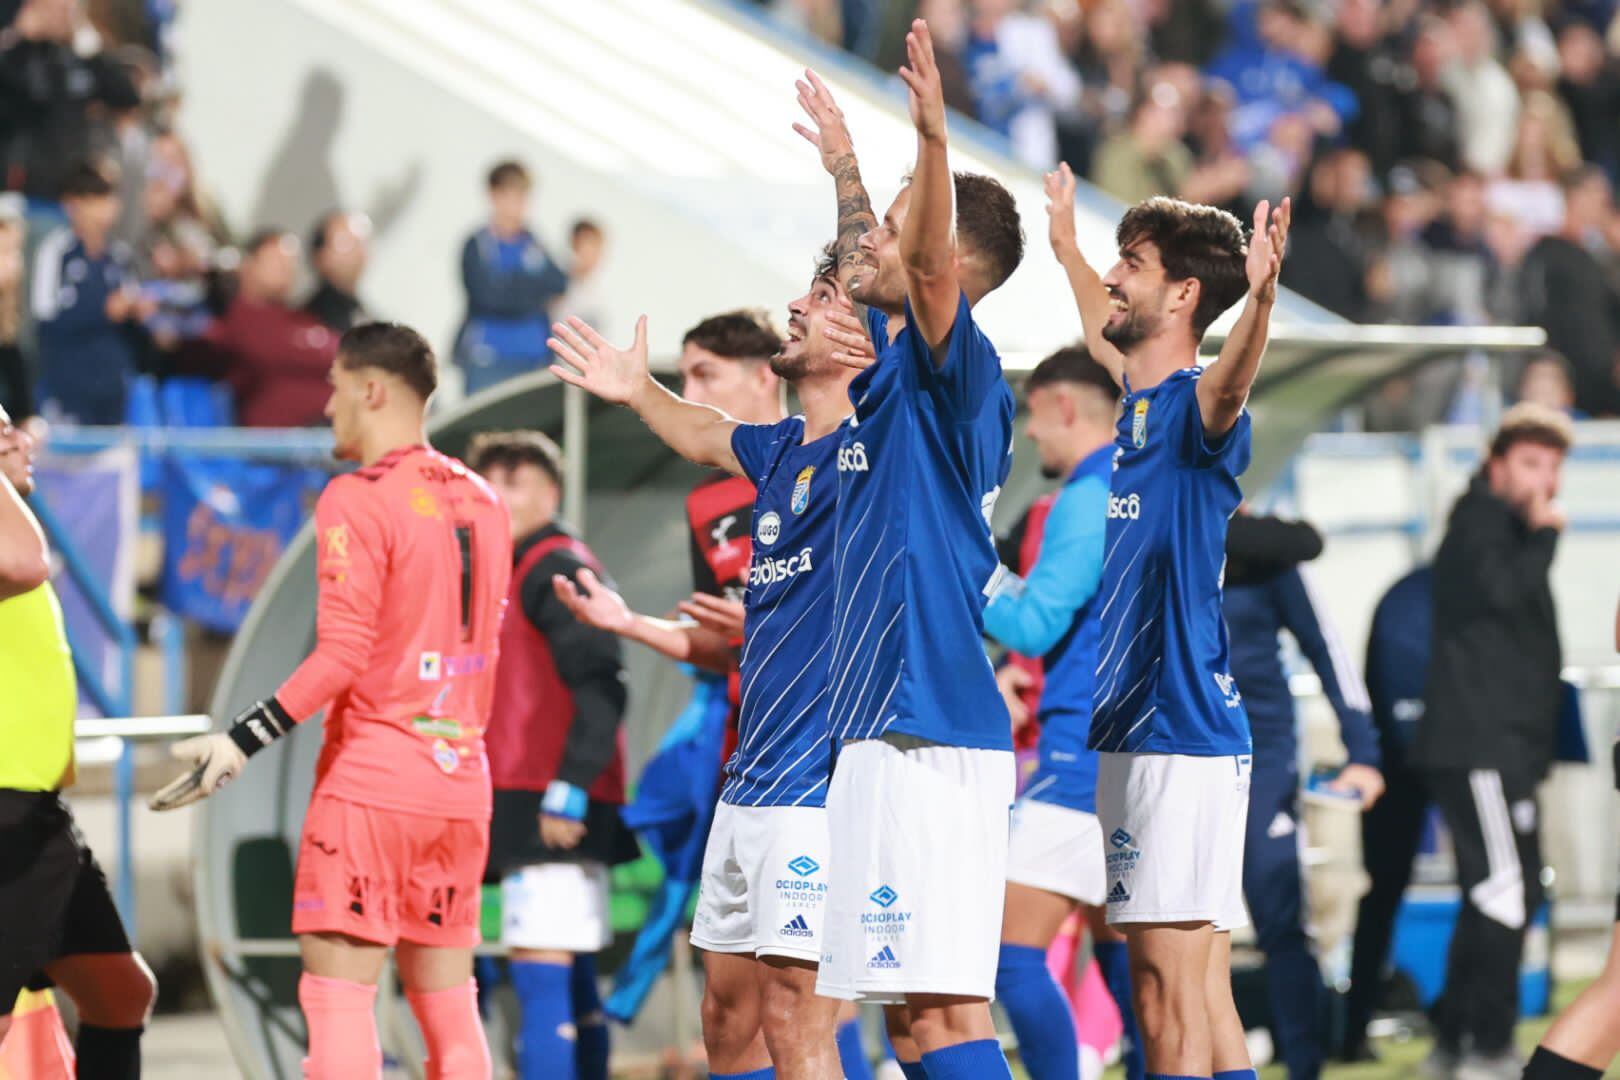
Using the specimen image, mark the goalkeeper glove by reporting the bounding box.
[149,698,293,812]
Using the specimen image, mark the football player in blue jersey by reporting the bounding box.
[980,347,1147,1080]
[549,250,867,1080]
[793,22,1026,1080]
[1043,162,1290,1080]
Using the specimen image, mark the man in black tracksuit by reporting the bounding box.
[1410,405,1573,1079]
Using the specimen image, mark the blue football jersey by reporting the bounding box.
[826,293,1016,750]
[723,416,844,807]
[1089,367,1253,756]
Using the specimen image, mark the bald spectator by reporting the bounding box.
[303,210,372,332]
[181,230,338,427]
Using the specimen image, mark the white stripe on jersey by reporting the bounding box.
[739,640,831,762]
[843,604,905,740]
[1121,706,1158,749]
[729,687,828,803]
[738,590,824,719]
[1299,566,1372,713]
[826,544,901,727]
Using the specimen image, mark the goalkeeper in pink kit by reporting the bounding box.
[151,323,513,1080]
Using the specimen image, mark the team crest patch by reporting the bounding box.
[431,739,460,774]
[791,466,815,515]
[1131,398,1150,448]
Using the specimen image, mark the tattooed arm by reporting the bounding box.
[794,69,878,302]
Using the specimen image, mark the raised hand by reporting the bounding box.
[823,307,877,370]
[548,315,651,406]
[898,19,947,142]
[553,569,634,634]
[793,69,856,175]
[1044,162,1079,257]
[1245,197,1291,303]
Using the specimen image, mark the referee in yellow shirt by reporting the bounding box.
[0,404,155,1076]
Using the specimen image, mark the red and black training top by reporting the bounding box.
[685,470,756,761]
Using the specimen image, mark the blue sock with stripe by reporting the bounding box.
[510,960,575,1080]
[1213,1071,1257,1080]
[995,943,1078,1080]
[710,1069,775,1079]
[920,1037,1014,1078]
[1094,940,1146,1080]
[570,954,609,1080]
[837,1016,874,1080]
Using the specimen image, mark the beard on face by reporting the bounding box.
[1039,462,1064,480]
[1101,305,1156,352]
[770,348,811,380]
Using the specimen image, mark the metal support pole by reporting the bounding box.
[563,382,588,531]
[115,737,136,937]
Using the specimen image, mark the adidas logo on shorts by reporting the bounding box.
[1108,880,1131,904]
[781,914,813,938]
[868,945,900,970]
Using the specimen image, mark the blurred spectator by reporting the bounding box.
[1060,0,1141,174]
[1327,0,1410,180]
[1520,165,1620,416]
[1143,0,1225,68]
[1487,92,1582,237]
[1182,83,1252,216]
[303,209,372,332]
[1516,352,1583,416]
[135,130,218,280]
[1389,15,1464,174]
[1204,0,1357,155]
[0,0,138,199]
[1424,170,1496,325]
[455,160,568,396]
[0,195,28,420]
[1280,148,1375,321]
[31,159,147,424]
[555,218,608,334]
[1554,20,1620,184]
[182,229,337,427]
[914,0,977,118]
[1367,164,1444,327]
[1442,1,1520,176]
[961,0,1080,169]
[1090,83,1193,206]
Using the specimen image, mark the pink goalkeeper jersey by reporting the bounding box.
[276,445,512,820]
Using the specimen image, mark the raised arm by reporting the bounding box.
[1044,163,1126,386]
[794,69,878,299]
[1199,197,1291,437]
[549,315,744,477]
[896,19,961,352]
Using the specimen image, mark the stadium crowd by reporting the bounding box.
[765,0,1620,422]
[0,0,607,431]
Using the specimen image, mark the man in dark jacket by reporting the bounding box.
[1224,513,1383,1080]
[302,210,372,333]
[1520,167,1620,418]
[470,430,635,1080]
[1412,404,1572,1080]
[0,0,139,199]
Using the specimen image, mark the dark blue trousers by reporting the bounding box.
[1242,762,1325,1080]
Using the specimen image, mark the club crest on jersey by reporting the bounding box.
[757,511,781,546]
[1131,399,1150,448]
[791,467,815,515]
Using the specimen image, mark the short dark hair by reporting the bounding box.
[244,228,293,258]
[488,160,531,190]
[1117,196,1248,336]
[953,172,1024,292]
[1488,403,1573,459]
[571,218,602,242]
[337,322,438,401]
[466,429,564,489]
[1026,345,1120,403]
[60,160,118,199]
[682,310,782,363]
